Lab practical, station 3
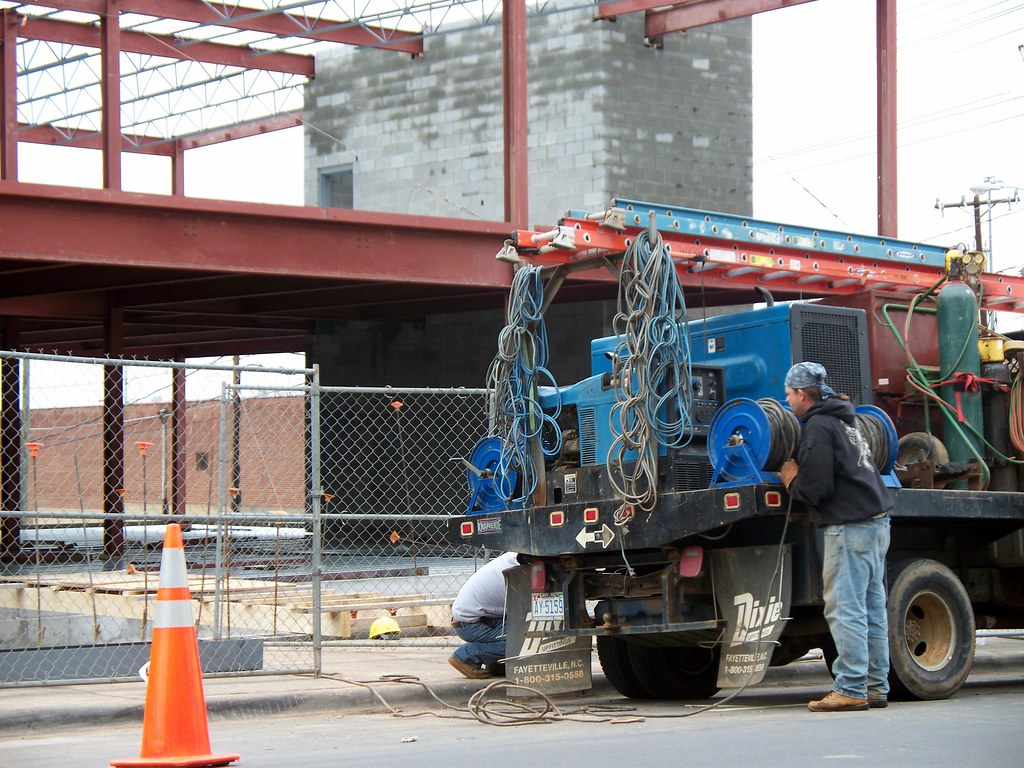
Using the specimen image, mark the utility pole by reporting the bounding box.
[936,177,1020,271]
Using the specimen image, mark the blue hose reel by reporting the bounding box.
[465,436,523,515]
[707,399,779,486]
[708,398,901,487]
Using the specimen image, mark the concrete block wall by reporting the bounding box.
[304,8,752,387]
[305,9,752,223]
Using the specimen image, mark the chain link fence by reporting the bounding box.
[0,352,499,686]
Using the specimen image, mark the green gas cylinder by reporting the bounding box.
[936,278,984,469]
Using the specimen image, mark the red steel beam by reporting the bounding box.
[172,140,185,194]
[175,113,303,149]
[17,113,302,154]
[18,124,177,155]
[20,15,315,77]
[502,0,528,230]
[29,0,423,55]
[876,0,897,237]
[644,0,816,35]
[1,11,16,181]
[0,182,514,286]
[100,3,120,190]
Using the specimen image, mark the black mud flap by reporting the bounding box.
[502,565,593,696]
[711,544,792,688]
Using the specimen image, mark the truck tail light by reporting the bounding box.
[529,561,547,591]
[679,545,704,578]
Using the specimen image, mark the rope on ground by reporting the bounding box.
[319,673,642,724]
[467,680,644,725]
[320,670,801,726]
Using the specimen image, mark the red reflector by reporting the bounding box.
[679,545,704,578]
[724,492,741,510]
[460,521,474,537]
[765,491,782,508]
[550,510,565,527]
[529,561,547,591]
[583,507,599,524]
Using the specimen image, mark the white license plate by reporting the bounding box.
[531,592,563,620]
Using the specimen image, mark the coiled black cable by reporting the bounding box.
[758,398,800,471]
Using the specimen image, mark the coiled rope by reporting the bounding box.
[607,228,693,514]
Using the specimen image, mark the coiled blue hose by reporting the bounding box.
[485,266,562,506]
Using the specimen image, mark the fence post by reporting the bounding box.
[213,382,229,640]
[310,365,323,676]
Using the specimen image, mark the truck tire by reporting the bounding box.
[625,642,721,700]
[596,636,652,700]
[896,432,949,466]
[664,645,721,699]
[887,558,975,700]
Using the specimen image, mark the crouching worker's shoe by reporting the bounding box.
[807,691,869,712]
[449,655,492,679]
[868,697,888,709]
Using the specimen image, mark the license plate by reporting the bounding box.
[531,592,563,621]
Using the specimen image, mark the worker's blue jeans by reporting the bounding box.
[822,515,891,700]
[452,616,507,669]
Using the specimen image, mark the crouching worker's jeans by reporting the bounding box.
[452,616,507,668]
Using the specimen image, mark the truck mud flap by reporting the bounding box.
[711,544,792,688]
[502,565,593,696]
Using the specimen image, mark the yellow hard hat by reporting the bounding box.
[369,617,401,639]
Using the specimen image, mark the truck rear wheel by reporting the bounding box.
[887,558,975,700]
[625,642,721,700]
[896,432,949,465]
[596,636,652,699]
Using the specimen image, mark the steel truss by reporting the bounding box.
[0,0,578,165]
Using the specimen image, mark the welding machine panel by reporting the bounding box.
[593,303,870,404]
[688,303,871,404]
[538,375,654,467]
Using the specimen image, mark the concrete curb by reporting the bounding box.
[4,645,1023,736]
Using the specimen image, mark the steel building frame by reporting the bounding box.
[0,0,906,562]
[0,0,902,357]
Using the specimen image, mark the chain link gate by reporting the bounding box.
[0,352,316,685]
[315,385,496,646]
[0,352,503,686]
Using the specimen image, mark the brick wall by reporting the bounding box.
[24,397,306,516]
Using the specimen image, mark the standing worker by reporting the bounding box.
[779,362,894,712]
[448,551,520,679]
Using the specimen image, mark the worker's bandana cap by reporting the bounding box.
[785,362,836,400]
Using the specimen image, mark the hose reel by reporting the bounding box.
[708,398,899,486]
[464,436,522,515]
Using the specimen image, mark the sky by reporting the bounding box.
[14,0,1024,321]
[752,0,1023,272]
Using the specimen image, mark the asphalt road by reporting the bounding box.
[10,666,1024,768]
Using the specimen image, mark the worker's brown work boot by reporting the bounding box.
[807,691,869,712]
[448,655,492,679]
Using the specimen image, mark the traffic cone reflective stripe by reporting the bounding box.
[110,524,239,768]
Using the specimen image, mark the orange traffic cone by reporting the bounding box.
[111,524,239,768]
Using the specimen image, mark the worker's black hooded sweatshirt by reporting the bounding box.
[788,397,894,528]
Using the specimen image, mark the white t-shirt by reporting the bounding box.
[451,552,520,623]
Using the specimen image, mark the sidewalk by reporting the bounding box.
[3,637,1023,736]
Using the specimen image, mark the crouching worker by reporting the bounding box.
[448,551,520,679]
